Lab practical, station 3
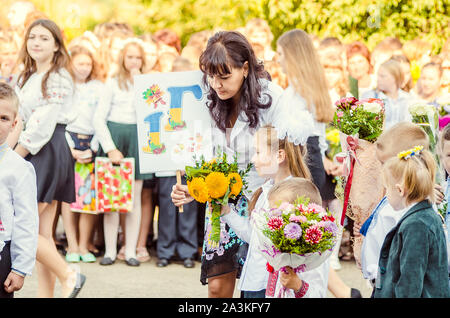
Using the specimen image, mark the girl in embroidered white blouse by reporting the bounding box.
[10,19,85,298]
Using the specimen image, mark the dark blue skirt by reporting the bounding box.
[26,124,76,204]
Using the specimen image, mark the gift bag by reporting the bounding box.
[95,157,135,213]
[71,162,96,214]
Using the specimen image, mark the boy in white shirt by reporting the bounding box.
[0,83,39,298]
[357,122,432,292]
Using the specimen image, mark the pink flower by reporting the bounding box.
[305,226,323,244]
[289,215,307,223]
[336,111,344,118]
[278,202,294,212]
[307,203,325,214]
[267,216,284,231]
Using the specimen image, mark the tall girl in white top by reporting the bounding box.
[276,29,360,299]
[94,38,152,266]
[12,19,85,298]
[275,29,335,203]
[61,44,103,264]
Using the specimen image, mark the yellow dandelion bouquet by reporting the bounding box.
[185,150,253,247]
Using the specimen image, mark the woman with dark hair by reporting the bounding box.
[171,30,283,297]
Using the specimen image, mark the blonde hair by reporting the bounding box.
[249,125,312,212]
[378,58,404,90]
[277,29,334,123]
[382,149,436,205]
[268,177,322,207]
[376,122,430,159]
[0,83,19,116]
[116,41,146,91]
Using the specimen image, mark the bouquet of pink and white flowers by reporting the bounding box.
[253,196,338,274]
[332,97,385,142]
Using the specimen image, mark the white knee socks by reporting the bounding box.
[103,180,143,260]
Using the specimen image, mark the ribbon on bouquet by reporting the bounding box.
[334,134,361,226]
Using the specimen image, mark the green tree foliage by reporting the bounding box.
[3,0,447,52]
[139,0,449,52]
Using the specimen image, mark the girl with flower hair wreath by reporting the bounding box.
[220,124,312,298]
[374,146,450,297]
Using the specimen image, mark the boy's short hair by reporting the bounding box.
[375,122,429,159]
[268,177,322,207]
[0,82,19,116]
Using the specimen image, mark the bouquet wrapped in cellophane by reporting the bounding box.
[253,196,338,296]
[185,150,252,248]
[409,103,444,183]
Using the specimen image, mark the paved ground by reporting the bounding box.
[15,247,372,298]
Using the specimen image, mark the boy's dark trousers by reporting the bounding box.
[156,176,198,261]
[0,241,13,298]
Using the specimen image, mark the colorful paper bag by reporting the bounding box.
[95,157,135,213]
[71,162,96,214]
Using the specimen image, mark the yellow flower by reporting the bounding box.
[326,129,340,145]
[397,145,424,160]
[228,172,243,197]
[187,177,210,203]
[205,172,229,199]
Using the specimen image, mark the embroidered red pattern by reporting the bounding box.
[265,270,279,297]
[294,281,309,298]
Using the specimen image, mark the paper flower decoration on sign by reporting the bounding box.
[143,84,166,109]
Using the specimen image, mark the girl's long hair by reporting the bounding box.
[277,29,334,123]
[199,31,272,132]
[17,19,72,98]
[115,41,147,91]
[248,125,312,212]
[68,45,101,82]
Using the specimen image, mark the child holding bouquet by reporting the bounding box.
[374,146,450,297]
[220,124,312,298]
[264,178,331,298]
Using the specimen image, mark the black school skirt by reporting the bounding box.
[306,136,336,201]
[25,124,76,204]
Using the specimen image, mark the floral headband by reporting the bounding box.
[397,145,424,160]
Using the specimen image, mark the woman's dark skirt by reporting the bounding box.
[306,135,336,201]
[25,124,76,204]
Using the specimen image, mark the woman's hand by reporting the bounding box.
[107,149,124,165]
[434,184,445,205]
[171,184,194,206]
[353,221,362,237]
[279,266,303,291]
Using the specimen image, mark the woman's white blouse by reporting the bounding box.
[93,77,136,154]
[211,79,284,195]
[278,85,326,156]
[15,68,75,155]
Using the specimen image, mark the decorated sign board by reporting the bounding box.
[134,71,213,174]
